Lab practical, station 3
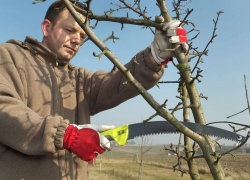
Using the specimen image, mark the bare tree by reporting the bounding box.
[136,136,152,180]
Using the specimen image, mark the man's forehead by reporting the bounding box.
[58,9,85,21]
[57,10,85,24]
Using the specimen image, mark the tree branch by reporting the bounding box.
[72,4,163,29]
[244,75,250,116]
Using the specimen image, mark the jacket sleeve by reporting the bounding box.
[0,44,69,155]
[80,47,165,115]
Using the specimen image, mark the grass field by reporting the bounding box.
[87,145,250,180]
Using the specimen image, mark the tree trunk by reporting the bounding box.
[138,159,143,180]
[182,83,201,180]
[175,46,225,179]
[156,0,225,179]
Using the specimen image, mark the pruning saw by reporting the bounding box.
[101,121,246,146]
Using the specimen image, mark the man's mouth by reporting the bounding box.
[64,45,76,52]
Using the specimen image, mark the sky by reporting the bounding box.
[1,0,250,146]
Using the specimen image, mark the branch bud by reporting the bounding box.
[155,16,164,23]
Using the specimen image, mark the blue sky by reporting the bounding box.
[1,0,250,145]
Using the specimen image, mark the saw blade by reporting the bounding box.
[127,121,246,143]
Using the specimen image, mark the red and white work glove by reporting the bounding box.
[151,19,188,65]
[63,124,115,161]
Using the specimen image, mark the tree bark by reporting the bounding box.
[138,159,143,180]
[182,83,201,180]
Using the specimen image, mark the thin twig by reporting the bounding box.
[83,0,93,24]
[244,75,250,116]
[191,11,224,73]
[206,121,250,128]
[173,133,187,176]
[179,9,193,27]
[158,81,180,84]
[219,132,250,158]
[226,108,248,119]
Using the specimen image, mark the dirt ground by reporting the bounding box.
[87,154,250,180]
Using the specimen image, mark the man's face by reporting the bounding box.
[42,9,87,61]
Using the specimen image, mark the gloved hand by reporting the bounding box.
[63,124,115,161]
[151,19,188,65]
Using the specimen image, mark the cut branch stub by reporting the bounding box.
[199,93,208,100]
[93,50,108,60]
[103,31,120,44]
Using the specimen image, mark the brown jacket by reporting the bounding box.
[0,36,164,180]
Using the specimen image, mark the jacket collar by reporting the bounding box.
[23,36,69,66]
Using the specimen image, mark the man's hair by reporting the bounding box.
[44,0,87,25]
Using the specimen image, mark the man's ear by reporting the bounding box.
[41,19,52,37]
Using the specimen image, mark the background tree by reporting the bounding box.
[136,135,152,180]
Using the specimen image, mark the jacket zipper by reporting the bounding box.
[56,59,59,67]
[52,61,69,179]
[52,60,61,116]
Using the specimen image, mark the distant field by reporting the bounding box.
[87,145,250,180]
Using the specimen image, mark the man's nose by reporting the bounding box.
[71,33,81,44]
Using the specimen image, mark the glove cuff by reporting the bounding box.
[161,58,172,65]
[63,125,77,150]
[150,42,166,64]
[151,42,172,65]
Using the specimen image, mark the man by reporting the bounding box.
[0,0,187,179]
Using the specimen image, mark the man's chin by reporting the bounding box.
[58,54,74,61]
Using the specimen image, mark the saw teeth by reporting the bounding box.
[128,121,246,143]
[133,134,243,143]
